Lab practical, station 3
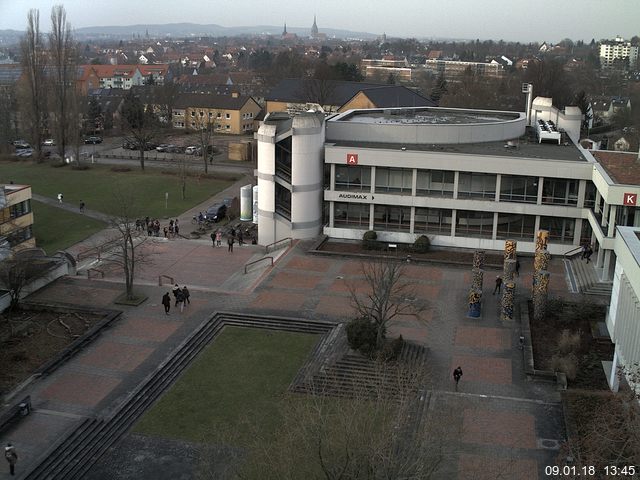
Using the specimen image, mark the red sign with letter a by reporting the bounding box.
[346,153,358,165]
[623,193,637,206]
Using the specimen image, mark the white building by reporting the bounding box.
[599,37,639,69]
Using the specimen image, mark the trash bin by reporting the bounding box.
[19,402,30,416]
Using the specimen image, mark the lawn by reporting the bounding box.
[133,327,319,444]
[32,200,107,254]
[0,160,235,218]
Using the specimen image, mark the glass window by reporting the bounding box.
[542,178,578,206]
[225,113,231,119]
[335,165,371,191]
[458,172,496,199]
[6,225,33,247]
[416,170,454,197]
[455,210,494,238]
[584,181,596,208]
[275,183,291,221]
[373,205,411,231]
[9,200,31,219]
[334,202,370,229]
[496,214,536,240]
[375,167,413,194]
[414,207,452,235]
[540,216,575,244]
[500,175,538,203]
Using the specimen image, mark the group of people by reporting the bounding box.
[209,226,256,253]
[161,284,190,314]
[132,217,181,239]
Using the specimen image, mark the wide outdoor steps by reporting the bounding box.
[24,313,336,480]
[564,256,612,296]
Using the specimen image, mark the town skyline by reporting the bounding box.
[0,0,638,43]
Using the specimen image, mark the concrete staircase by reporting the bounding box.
[564,256,613,296]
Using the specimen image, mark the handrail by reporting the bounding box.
[158,275,174,286]
[264,237,292,254]
[244,256,273,274]
[563,246,584,259]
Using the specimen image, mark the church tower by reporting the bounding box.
[311,15,319,37]
[282,21,287,36]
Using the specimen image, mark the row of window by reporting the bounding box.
[334,165,585,206]
[333,203,575,243]
[0,200,31,224]
[5,225,33,247]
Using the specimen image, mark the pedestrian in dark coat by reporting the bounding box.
[493,276,502,295]
[172,284,181,306]
[453,366,463,390]
[228,235,234,252]
[162,292,171,315]
[210,232,216,247]
[182,286,190,305]
[5,443,17,476]
[515,260,520,276]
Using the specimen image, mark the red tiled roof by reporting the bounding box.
[592,150,640,185]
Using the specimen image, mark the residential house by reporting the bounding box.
[599,37,639,69]
[172,92,261,134]
[338,85,436,112]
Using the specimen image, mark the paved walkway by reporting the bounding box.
[0,220,579,478]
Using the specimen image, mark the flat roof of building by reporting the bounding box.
[335,107,521,125]
[329,138,588,162]
[592,151,640,185]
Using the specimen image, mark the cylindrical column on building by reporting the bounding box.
[534,250,551,273]
[240,184,253,221]
[468,288,482,318]
[473,250,485,270]
[252,185,259,224]
[471,268,484,292]
[501,281,516,322]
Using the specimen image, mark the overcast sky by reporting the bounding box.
[0,0,638,43]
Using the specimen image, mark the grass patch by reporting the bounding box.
[133,327,318,444]
[1,160,235,218]
[32,200,107,254]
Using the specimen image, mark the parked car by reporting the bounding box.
[184,145,198,155]
[84,136,102,144]
[204,203,227,223]
[42,138,55,146]
[13,140,31,149]
[15,148,34,157]
[156,144,169,152]
[166,144,182,153]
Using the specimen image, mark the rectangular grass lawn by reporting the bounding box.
[0,160,234,218]
[32,200,107,254]
[133,327,319,444]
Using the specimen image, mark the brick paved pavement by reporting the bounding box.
[0,233,577,479]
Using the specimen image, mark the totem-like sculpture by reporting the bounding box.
[473,250,485,270]
[468,249,485,318]
[533,271,550,322]
[472,268,484,292]
[503,258,517,283]
[501,282,516,321]
[535,229,549,253]
[534,250,551,273]
[468,288,482,318]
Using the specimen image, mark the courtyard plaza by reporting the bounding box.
[0,216,574,479]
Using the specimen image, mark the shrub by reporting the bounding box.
[346,317,377,356]
[378,335,405,362]
[362,230,378,250]
[413,235,431,253]
[71,164,91,171]
[550,353,579,380]
[556,329,582,355]
[111,166,131,172]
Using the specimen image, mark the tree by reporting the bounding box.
[0,256,29,312]
[87,97,102,134]
[205,365,452,480]
[48,5,77,162]
[18,9,47,161]
[154,80,180,125]
[573,90,592,134]
[119,91,159,171]
[0,85,18,152]
[430,73,448,103]
[193,113,214,175]
[348,259,425,350]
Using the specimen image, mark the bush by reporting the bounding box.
[111,166,131,172]
[377,335,405,362]
[362,230,378,250]
[346,317,378,356]
[550,353,579,380]
[556,329,581,355]
[413,235,430,253]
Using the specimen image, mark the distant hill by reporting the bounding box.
[72,22,379,40]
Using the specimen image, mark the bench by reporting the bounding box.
[0,396,32,433]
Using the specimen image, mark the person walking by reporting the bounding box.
[182,286,190,305]
[584,245,593,264]
[174,220,180,237]
[5,443,17,476]
[515,260,520,276]
[57,193,63,203]
[238,230,244,246]
[172,284,181,307]
[162,292,171,315]
[79,200,85,213]
[493,276,502,295]
[216,230,222,247]
[210,232,216,247]
[453,366,463,390]
[227,235,234,253]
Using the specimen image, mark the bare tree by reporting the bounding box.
[0,257,29,311]
[193,113,215,174]
[349,259,425,350]
[19,9,47,160]
[0,85,18,152]
[203,365,452,480]
[48,5,77,161]
[154,80,180,126]
[120,91,159,171]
